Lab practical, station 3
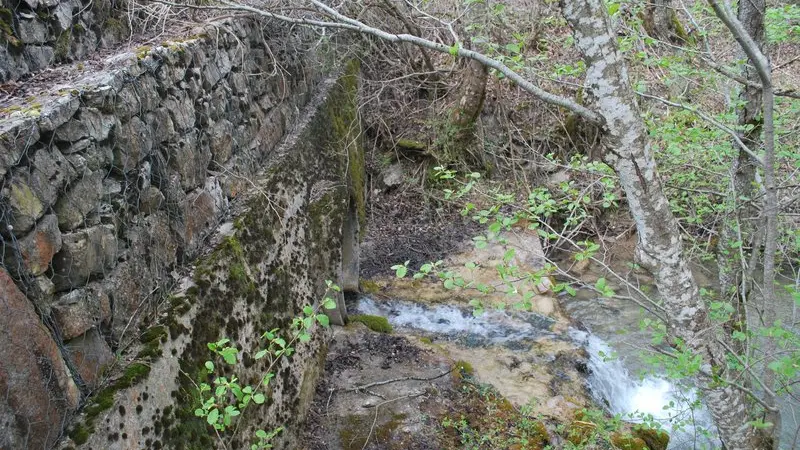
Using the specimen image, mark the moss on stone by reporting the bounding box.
[68,423,91,445]
[54,29,73,62]
[611,432,648,450]
[633,427,670,450]
[359,279,381,294]
[0,8,20,48]
[349,314,392,333]
[396,139,427,151]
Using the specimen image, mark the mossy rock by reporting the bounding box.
[359,279,381,294]
[633,427,670,450]
[611,432,649,450]
[349,314,392,333]
[566,420,597,446]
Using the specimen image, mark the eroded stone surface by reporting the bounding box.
[0,269,80,450]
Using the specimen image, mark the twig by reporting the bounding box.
[345,367,454,392]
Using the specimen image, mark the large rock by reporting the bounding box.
[64,329,115,389]
[51,224,118,291]
[166,131,211,190]
[180,177,226,258]
[0,118,39,178]
[55,108,115,143]
[0,269,80,450]
[113,116,154,173]
[12,214,62,276]
[55,170,104,230]
[3,147,76,234]
[52,287,111,340]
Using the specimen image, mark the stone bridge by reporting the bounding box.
[0,6,363,448]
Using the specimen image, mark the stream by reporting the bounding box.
[354,295,718,449]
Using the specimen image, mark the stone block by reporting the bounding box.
[209,119,233,165]
[38,94,80,132]
[3,147,76,234]
[163,92,195,132]
[165,131,210,190]
[54,170,104,230]
[55,107,115,142]
[0,114,39,178]
[17,18,47,44]
[113,116,153,173]
[23,45,55,72]
[52,287,110,339]
[51,224,118,290]
[64,329,114,389]
[14,214,62,276]
[0,269,80,450]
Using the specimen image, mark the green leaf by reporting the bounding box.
[395,265,407,278]
[256,429,268,439]
[254,349,268,360]
[207,408,219,425]
[323,297,337,310]
[565,285,577,296]
[253,393,266,404]
[220,347,238,365]
[607,2,620,15]
[298,332,311,343]
[449,43,459,57]
[316,314,330,327]
[303,305,314,316]
[194,408,205,417]
[205,361,214,372]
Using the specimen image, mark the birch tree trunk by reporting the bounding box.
[561,0,756,447]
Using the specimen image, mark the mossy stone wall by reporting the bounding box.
[60,65,364,449]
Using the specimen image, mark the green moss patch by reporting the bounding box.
[349,314,392,333]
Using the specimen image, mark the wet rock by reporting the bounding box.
[64,329,114,389]
[52,287,111,339]
[55,170,104,230]
[53,1,74,32]
[0,269,80,450]
[52,224,118,290]
[13,214,62,276]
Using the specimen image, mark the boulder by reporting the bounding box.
[0,269,80,450]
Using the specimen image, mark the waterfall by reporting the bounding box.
[569,329,720,449]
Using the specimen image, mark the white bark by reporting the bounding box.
[561,0,756,447]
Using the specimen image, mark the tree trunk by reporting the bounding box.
[643,0,688,43]
[561,0,755,447]
[717,0,765,354]
[441,51,488,167]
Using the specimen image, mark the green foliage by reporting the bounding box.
[195,282,339,448]
[349,314,393,333]
[766,5,800,43]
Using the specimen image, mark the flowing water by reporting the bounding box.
[354,295,720,449]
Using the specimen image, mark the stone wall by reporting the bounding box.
[0,16,363,449]
[1,0,134,81]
